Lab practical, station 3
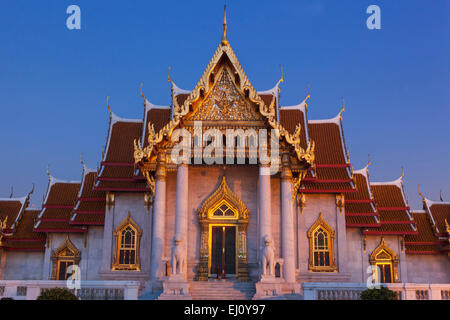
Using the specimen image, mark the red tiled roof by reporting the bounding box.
[362,182,416,235]
[279,109,307,150]
[35,180,83,233]
[0,199,26,232]
[3,209,46,251]
[345,171,379,228]
[426,202,450,236]
[96,116,150,192]
[71,170,106,226]
[299,118,354,194]
[404,212,444,255]
[142,108,171,148]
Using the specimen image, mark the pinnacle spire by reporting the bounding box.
[221,5,228,46]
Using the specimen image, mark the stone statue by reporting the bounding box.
[261,235,275,277]
[171,235,185,276]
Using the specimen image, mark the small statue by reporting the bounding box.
[171,235,185,276]
[261,235,275,276]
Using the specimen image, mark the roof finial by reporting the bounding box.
[279,65,284,83]
[46,164,52,181]
[418,184,425,200]
[9,186,13,198]
[367,154,372,169]
[140,82,145,99]
[400,166,404,183]
[221,5,229,46]
[80,153,85,170]
[440,189,444,202]
[106,96,112,119]
[168,66,172,84]
[29,183,35,196]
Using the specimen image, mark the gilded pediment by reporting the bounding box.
[185,69,264,122]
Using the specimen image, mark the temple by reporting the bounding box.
[0,8,448,300]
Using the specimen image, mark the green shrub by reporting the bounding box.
[37,288,78,300]
[360,286,397,300]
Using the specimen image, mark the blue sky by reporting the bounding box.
[0,0,448,208]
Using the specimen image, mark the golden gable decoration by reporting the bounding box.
[198,176,249,222]
[185,69,263,122]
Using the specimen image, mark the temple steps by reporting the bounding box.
[189,281,256,300]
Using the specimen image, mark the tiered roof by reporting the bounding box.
[404,211,444,254]
[70,167,105,226]
[363,177,417,235]
[300,111,355,194]
[95,111,149,192]
[34,176,84,233]
[2,209,46,252]
[345,166,380,228]
[0,196,28,235]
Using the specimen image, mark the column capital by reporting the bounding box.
[281,153,292,181]
[156,152,167,181]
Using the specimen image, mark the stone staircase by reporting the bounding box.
[189,280,256,300]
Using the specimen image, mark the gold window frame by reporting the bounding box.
[112,212,142,271]
[369,237,399,283]
[307,213,337,272]
[50,236,81,280]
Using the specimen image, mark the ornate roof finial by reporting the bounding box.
[279,65,284,83]
[367,154,372,168]
[28,183,35,197]
[106,96,112,119]
[9,186,13,198]
[46,164,52,181]
[418,184,425,200]
[80,153,85,170]
[168,66,172,84]
[339,97,346,120]
[221,5,229,46]
[440,189,444,202]
[400,166,404,183]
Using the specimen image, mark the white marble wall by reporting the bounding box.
[4,252,44,280]
[99,192,152,283]
[406,254,450,283]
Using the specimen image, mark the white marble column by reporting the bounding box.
[174,164,189,277]
[100,196,114,274]
[281,153,296,283]
[150,154,166,282]
[259,165,272,250]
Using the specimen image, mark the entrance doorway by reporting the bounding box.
[210,226,236,276]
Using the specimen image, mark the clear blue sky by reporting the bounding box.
[0,0,448,209]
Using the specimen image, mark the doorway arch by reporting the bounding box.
[197,176,249,281]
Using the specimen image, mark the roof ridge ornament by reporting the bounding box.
[46,164,52,181]
[106,96,112,119]
[221,5,228,46]
[339,97,345,120]
[9,186,13,198]
[440,189,444,202]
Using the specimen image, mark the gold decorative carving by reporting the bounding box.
[335,193,345,215]
[307,213,338,272]
[197,176,249,281]
[134,25,316,192]
[369,237,400,282]
[198,177,249,221]
[297,193,306,215]
[50,236,81,280]
[112,212,143,271]
[293,170,307,202]
[186,69,263,122]
[106,192,115,210]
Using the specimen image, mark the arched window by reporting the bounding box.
[307,213,337,272]
[112,213,142,271]
[369,237,399,283]
[51,236,81,280]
